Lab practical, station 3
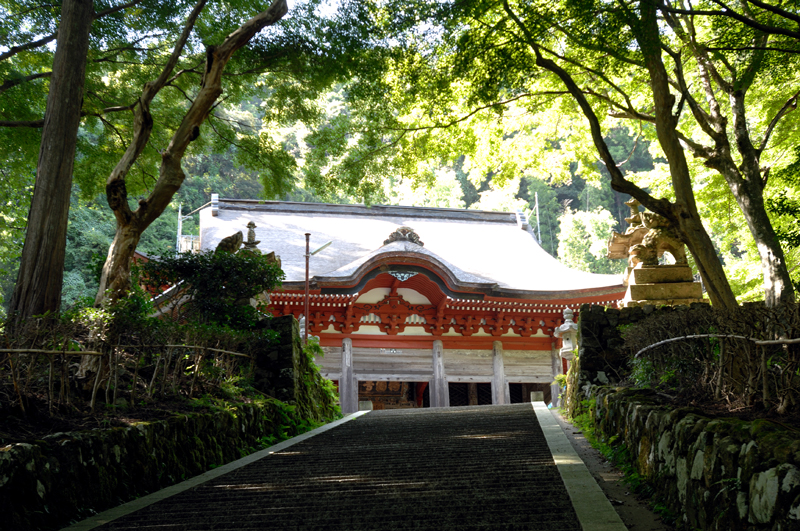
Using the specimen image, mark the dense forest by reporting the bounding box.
[1,0,799,316]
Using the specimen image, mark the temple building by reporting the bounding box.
[198,197,625,413]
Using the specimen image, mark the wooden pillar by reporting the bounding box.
[468,383,478,406]
[550,338,562,407]
[492,341,509,404]
[340,338,358,414]
[431,340,449,407]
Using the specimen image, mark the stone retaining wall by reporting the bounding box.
[566,302,708,417]
[0,315,339,531]
[590,386,800,530]
[0,401,312,531]
[566,303,653,417]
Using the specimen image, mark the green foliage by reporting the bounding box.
[297,0,800,304]
[0,165,33,315]
[557,207,624,274]
[58,192,188,308]
[0,0,379,205]
[301,336,341,419]
[2,0,383,312]
[190,394,327,455]
[140,250,285,329]
[386,168,467,209]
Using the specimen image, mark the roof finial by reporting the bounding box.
[384,226,424,247]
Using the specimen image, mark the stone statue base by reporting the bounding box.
[621,265,704,308]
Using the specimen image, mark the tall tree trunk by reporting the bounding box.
[725,91,794,305]
[9,0,93,322]
[662,11,795,306]
[738,179,794,306]
[710,150,795,306]
[97,227,142,305]
[634,0,738,309]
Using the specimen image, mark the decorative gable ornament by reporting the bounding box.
[388,271,418,282]
[384,226,424,247]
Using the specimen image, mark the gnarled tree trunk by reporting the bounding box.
[718,91,794,306]
[659,8,796,306]
[95,0,289,305]
[634,0,738,310]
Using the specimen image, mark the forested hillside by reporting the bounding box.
[25,123,654,310]
[1,75,653,313]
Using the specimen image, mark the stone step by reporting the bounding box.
[626,280,703,301]
[628,265,694,284]
[92,405,582,531]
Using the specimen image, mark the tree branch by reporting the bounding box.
[385,92,566,132]
[0,98,138,128]
[93,0,146,19]
[7,4,57,20]
[0,32,58,62]
[501,0,671,217]
[93,113,127,145]
[1,0,153,64]
[706,45,800,54]
[138,0,289,228]
[104,0,209,225]
[758,89,800,154]
[0,71,52,95]
[0,119,46,127]
[658,1,800,40]
[738,0,800,24]
[211,111,258,131]
[165,81,195,104]
[536,44,641,116]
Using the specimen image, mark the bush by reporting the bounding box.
[621,302,800,413]
[139,250,284,329]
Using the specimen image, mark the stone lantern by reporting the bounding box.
[554,307,578,360]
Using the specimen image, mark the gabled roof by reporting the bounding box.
[198,200,624,298]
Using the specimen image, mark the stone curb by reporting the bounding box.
[533,402,628,531]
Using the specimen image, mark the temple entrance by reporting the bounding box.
[357,381,425,410]
[447,383,493,407]
[510,383,552,404]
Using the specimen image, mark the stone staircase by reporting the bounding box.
[94,404,581,530]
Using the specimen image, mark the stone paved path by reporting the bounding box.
[89,404,582,531]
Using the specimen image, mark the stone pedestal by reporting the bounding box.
[621,265,704,307]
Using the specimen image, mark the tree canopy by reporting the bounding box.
[2,0,799,309]
[298,0,800,307]
[1,0,379,313]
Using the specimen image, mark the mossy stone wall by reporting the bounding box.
[0,314,339,531]
[256,315,338,423]
[591,386,800,530]
[0,402,305,530]
[254,314,301,403]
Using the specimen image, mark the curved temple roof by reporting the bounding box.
[198,200,624,299]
